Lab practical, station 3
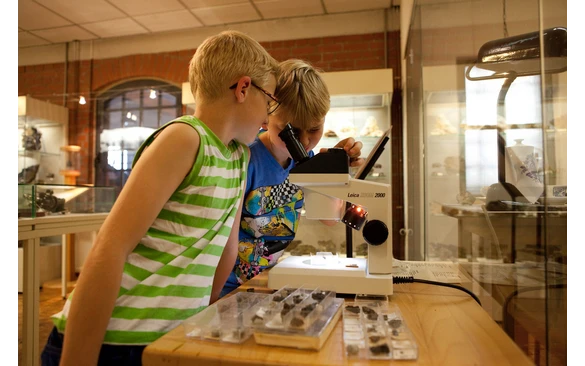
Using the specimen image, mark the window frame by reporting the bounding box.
[95,79,182,195]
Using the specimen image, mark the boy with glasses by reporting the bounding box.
[230,81,280,114]
[42,30,279,366]
[220,59,365,297]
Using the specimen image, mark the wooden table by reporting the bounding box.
[142,270,533,365]
[18,213,108,366]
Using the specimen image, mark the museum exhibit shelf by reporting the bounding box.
[18,183,116,218]
[18,95,69,185]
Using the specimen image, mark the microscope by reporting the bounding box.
[267,124,394,295]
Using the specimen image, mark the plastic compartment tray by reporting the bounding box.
[183,291,268,344]
[343,294,418,360]
[249,285,336,332]
[250,285,343,350]
[182,286,343,350]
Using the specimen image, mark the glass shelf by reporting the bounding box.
[18,96,69,185]
[18,184,116,218]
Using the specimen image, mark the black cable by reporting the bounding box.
[393,276,482,306]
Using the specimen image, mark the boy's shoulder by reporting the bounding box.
[162,115,218,139]
[248,134,264,151]
[248,134,273,162]
[164,115,200,127]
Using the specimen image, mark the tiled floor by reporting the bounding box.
[18,282,73,365]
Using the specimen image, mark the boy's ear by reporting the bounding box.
[232,76,252,103]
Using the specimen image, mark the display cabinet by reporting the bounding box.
[18,184,116,218]
[18,182,116,366]
[18,183,116,294]
[404,1,567,364]
[18,185,116,366]
[18,96,68,185]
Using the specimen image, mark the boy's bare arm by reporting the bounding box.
[210,195,244,303]
[59,123,200,366]
[210,150,249,303]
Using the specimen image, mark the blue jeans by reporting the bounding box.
[41,327,146,366]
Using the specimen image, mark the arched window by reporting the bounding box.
[95,79,182,195]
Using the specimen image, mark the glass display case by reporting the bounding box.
[18,95,69,185]
[404,0,566,364]
[18,184,117,218]
[18,183,116,295]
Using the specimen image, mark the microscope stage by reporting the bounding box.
[267,256,393,295]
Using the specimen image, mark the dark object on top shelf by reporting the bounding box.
[22,126,42,151]
[22,189,67,214]
[36,189,66,213]
[18,164,40,184]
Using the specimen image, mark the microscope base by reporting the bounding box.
[267,256,393,295]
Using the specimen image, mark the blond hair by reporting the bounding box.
[273,59,330,130]
[189,30,279,103]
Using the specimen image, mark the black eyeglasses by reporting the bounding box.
[229,82,280,114]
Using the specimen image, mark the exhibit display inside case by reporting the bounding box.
[18,96,69,185]
[18,184,116,218]
[316,69,394,184]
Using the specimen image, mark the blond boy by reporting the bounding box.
[42,30,279,366]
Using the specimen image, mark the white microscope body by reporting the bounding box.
[267,129,394,295]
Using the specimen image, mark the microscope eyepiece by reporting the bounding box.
[278,123,310,164]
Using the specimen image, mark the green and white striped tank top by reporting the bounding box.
[51,115,248,345]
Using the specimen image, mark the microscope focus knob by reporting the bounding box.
[362,220,388,246]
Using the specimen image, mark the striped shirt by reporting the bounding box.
[51,115,248,345]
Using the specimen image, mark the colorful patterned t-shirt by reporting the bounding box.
[230,133,314,285]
